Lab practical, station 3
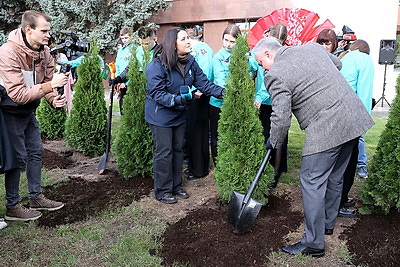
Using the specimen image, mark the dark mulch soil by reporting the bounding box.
[41,146,400,266]
[42,149,75,169]
[39,149,153,227]
[37,172,153,227]
[340,210,400,267]
[160,195,303,267]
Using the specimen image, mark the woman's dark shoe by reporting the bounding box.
[158,193,177,204]
[343,198,356,208]
[185,170,204,181]
[174,189,189,199]
[325,228,334,235]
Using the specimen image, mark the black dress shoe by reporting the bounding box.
[281,242,325,257]
[325,228,334,235]
[338,207,357,218]
[343,198,356,208]
[158,193,177,204]
[173,189,189,199]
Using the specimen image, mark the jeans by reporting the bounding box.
[3,111,43,208]
[149,123,186,200]
[357,135,367,168]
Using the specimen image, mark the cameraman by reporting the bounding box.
[0,10,68,221]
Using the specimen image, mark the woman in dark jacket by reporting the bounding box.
[145,27,224,204]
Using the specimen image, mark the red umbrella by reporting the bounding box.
[248,8,335,48]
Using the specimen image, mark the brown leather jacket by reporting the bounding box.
[0,28,56,114]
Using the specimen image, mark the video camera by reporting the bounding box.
[50,30,90,60]
[338,25,357,44]
[50,30,89,95]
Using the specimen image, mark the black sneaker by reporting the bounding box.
[338,207,357,218]
[343,198,356,208]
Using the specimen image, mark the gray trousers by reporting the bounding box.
[3,111,43,208]
[300,138,357,249]
[149,123,186,200]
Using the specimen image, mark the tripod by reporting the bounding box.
[375,64,391,108]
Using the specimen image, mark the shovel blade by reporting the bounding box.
[97,152,109,175]
[227,191,262,234]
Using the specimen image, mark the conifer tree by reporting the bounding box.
[361,75,400,214]
[36,98,66,139]
[64,43,107,157]
[214,35,273,203]
[112,49,153,178]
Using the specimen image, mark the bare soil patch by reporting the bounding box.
[40,139,400,266]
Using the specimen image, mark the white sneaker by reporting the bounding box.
[0,218,7,230]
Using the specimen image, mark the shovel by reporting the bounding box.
[98,62,116,175]
[227,149,272,234]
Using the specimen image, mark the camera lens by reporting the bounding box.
[75,41,90,53]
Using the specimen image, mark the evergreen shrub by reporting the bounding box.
[214,35,273,203]
[360,74,400,214]
[36,98,66,139]
[64,43,107,157]
[112,49,153,178]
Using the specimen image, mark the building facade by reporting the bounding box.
[151,0,399,104]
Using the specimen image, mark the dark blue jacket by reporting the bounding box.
[145,55,224,127]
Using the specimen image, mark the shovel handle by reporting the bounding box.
[242,149,272,205]
[109,62,116,79]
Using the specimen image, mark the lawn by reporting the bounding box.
[0,116,389,266]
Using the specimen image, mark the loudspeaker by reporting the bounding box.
[378,39,396,65]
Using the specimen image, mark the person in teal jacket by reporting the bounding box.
[114,26,158,83]
[184,26,214,180]
[341,39,374,179]
[209,24,241,165]
[115,27,135,114]
[337,39,374,218]
[248,23,288,188]
[136,26,157,70]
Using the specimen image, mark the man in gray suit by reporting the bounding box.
[253,38,374,257]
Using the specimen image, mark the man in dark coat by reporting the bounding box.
[253,37,374,257]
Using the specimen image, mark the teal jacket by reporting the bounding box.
[116,43,135,76]
[248,51,271,105]
[191,41,214,82]
[210,47,231,108]
[136,45,155,71]
[340,49,374,113]
[58,55,105,69]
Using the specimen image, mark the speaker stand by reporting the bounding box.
[375,64,391,108]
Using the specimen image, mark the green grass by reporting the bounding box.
[0,115,388,266]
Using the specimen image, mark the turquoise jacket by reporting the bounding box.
[248,51,271,105]
[58,55,105,69]
[340,49,374,113]
[116,43,135,76]
[210,47,231,108]
[191,41,214,82]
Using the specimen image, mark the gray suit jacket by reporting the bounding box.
[264,43,374,156]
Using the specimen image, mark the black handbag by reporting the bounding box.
[0,107,19,174]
